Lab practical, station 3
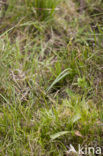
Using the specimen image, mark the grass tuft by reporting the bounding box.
[0,0,103,155]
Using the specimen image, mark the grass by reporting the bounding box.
[34,0,61,20]
[0,0,103,155]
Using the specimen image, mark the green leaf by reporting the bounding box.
[50,131,69,140]
[72,114,81,123]
[47,68,72,92]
